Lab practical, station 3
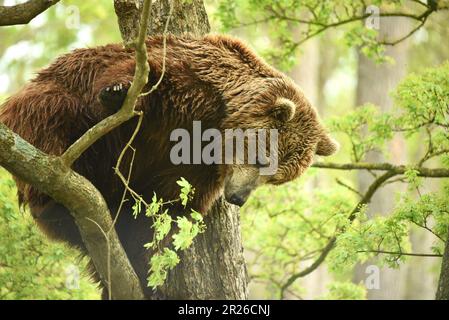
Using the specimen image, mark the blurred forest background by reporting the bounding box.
[0,0,448,299]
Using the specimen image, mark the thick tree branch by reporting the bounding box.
[0,0,60,26]
[279,238,336,298]
[0,122,144,299]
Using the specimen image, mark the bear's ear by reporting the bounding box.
[316,134,339,156]
[270,98,296,122]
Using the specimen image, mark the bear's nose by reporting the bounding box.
[228,194,246,207]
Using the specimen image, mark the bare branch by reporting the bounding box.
[279,170,398,298]
[336,178,363,197]
[0,0,157,300]
[312,161,449,178]
[0,0,60,27]
[279,238,336,299]
[231,2,449,48]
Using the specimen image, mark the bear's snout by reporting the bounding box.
[226,191,250,207]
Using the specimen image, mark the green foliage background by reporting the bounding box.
[0,170,99,299]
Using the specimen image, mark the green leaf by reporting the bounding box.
[147,248,180,289]
[177,177,193,207]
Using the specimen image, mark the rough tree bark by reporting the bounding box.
[436,235,449,300]
[114,0,248,299]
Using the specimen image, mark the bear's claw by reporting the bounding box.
[99,81,132,110]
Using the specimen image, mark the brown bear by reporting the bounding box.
[0,34,337,298]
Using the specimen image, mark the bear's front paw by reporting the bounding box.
[98,81,132,111]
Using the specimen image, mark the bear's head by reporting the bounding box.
[220,76,338,207]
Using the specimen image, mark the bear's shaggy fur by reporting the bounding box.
[0,35,337,297]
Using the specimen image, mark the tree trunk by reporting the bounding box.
[113,0,248,299]
[436,229,449,300]
[162,199,247,299]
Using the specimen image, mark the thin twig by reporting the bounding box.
[111,146,136,230]
[357,250,442,258]
[336,178,363,197]
[140,0,174,97]
[231,4,448,50]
